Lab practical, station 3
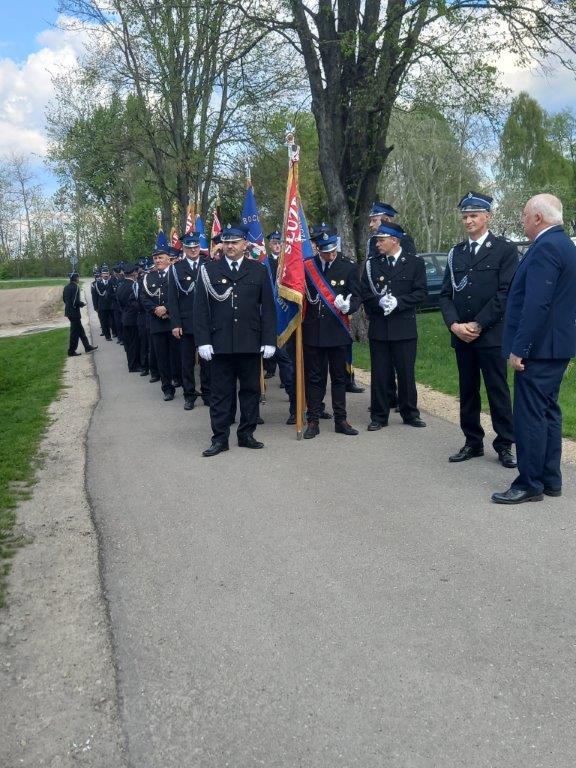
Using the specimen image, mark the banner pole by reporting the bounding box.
[295,324,304,440]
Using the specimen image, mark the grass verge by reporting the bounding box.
[353,311,576,440]
[0,279,67,290]
[0,328,68,607]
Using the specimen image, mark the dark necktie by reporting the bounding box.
[323,261,329,274]
[470,241,477,259]
[231,261,238,274]
[388,256,395,268]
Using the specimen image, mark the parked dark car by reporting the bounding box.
[418,252,448,309]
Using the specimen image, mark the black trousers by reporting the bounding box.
[123,325,140,371]
[210,353,260,443]
[109,309,117,337]
[113,308,123,341]
[98,309,112,339]
[151,331,175,394]
[148,329,158,376]
[455,344,514,452]
[138,321,148,370]
[512,358,568,493]
[304,344,347,423]
[369,338,419,423]
[263,356,277,376]
[68,318,90,354]
[181,333,211,399]
[170,336,182,384]
[273,345,295,414]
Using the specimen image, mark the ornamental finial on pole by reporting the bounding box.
[285,123,299,163]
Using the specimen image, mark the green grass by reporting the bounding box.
[0,279,67,290]
[0,328,68,607]
[354,311,576,439]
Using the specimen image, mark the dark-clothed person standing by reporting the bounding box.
[361,221,427,430]
[110,265,124,344]
[492,194,576,504]
[168,232,211,410]
[116,263,141,372]
[63,272,97,357]
[194,224,276,457]
[94,267,114,340]
[136,260,150,376]
[140,247,175,401]
[302,233,361,439]
[439,192,517,468]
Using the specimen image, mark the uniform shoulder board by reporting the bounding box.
[455,239,467,249]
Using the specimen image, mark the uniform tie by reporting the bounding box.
[388,256,395,268]
[231,261,238,273]
[470,241,477,259]
[323,261,329,274]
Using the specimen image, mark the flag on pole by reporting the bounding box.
[211,206,222,241]
[155,229,169,250]
[241,184,267,261]
[170,227,182,251]
[276,157,306,347]
[195,214,210,253]
[185,204,195,235]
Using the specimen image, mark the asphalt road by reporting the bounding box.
[87,312,576,768]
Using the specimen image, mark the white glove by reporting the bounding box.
[260,345,276,359]
[198,344,214,361]
[378,295,388,310]
[334,293,351,314]
[381,294,398,316]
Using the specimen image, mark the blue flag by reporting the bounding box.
[195,215,209,252]
[155,230,169,249]
[241,185,266,260]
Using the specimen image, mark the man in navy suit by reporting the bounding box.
[492,194,576,504]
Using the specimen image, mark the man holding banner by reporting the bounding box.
[302,232,362,438]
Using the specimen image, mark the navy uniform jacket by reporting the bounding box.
[116,279,139,326]
[167,257,205,335]
[268,255,280,284]
[439,233,518,349]
[136,275,147,330]
[94,279,113,311]
[502,225,576,360]
[90,280,99,311]
[193,257,276,354]
[302,254,361,347]
[63,282,85,320]
[140,268,172,334]
[361,251,427,341]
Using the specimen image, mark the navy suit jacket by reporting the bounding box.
[502,225,576,360]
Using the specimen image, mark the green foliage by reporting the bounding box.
[123,183,161,261]
[0,329,68,607]
[382,107,484,251]
[498,93,576,229]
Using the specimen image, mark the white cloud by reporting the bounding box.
[0,16,88,157]
[496,47,576,113]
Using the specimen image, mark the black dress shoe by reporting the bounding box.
[85,345,98,352]
[256,416,265,425]
[303,422,319,439]
[543,486,562,497]
[140,369,149,377]
[395,406,401,413]
[449,445,484,463]
[264,371,274,379]
[163,392,175,401]
[279,382,285,389]
[202,441,229,457]
[346,383,365,394]
[335,421,359,435]
[202,398,210,406]
[183,397,195,410]
[319,410,332,420]
[404,418,426,428]
[491,487,543,504]
[149,376,160,383]
[238,435,264,449]
[68,351,81,357]
[497,448,517,468]
[172,379,183,388]
[367,420,387,431]
[105,337,112,341]
[286,414,296,425]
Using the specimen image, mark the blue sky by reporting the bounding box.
[0,3,574,196]
[0,1,60,62]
